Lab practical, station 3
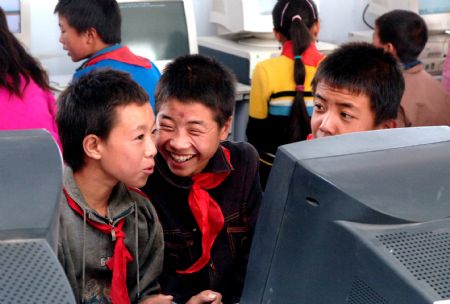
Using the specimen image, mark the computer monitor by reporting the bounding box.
[117,0,198,72]
[0,0,31,48]
[241,127,450,303]
[210,0,276,39]
[367,0,450,32]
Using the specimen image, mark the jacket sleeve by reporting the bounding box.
[230,143,263,303]
[246,63,273,154]
[135,200,165,303]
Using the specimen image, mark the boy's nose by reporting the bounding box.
[318,113,335,136]
[144,138,157,158]
[169,132,190,150]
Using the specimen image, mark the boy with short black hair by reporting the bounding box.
[373,10,450,127]
[310,42,404,138]
[57,69,172,304]
[142,54,262,304]
[54,0,160,108]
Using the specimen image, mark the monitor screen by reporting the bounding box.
[118,0,197,71]
[418,0,450,15]
[241,127,450,304]
[418,0,450,32]
[210,0,276,39]
[367,0,450,32]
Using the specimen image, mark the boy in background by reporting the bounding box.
[54,0,160,109]
[142,54,262,304]
[310,42,404,138]
[56,70,172,304]
[373,10,450,127]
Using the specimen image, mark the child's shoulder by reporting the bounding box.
[222,141,259,166]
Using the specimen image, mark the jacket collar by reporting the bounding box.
[63,166,135,223]
[403,62,424,74]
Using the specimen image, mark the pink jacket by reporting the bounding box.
[0,75,61,148]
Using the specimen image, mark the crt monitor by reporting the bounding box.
[241,126,450,304]
[367,0,450,32]
[117,0,198,72]
[0,0,30,48]
[210,0,276,39]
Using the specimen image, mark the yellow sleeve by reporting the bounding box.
[249,63,271,119]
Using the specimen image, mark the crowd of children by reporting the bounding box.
[1,0,450,303]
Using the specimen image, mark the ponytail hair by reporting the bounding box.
[0,7,50,97]
[273,0,319,141]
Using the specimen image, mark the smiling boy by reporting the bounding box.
[310,42,404,138]
[142,54,262,304]
[56,70,172,304]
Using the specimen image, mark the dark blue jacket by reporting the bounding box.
[142,141,262,304]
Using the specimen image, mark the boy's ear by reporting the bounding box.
[86,27,99,44]
[381,119,397,129]
[311,21,320,39]
[82,134,103,160]
[384,42,398,59]
[219,117,233,141]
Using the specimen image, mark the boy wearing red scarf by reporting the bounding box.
[56,70,173,304]
[54,0,160,109]
[141,54,263,304]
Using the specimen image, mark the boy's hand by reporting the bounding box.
[140,293,174,304]
[186,290,222,304]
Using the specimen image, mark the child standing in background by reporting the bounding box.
[54,0,160,109]
[246,0,324,189]
[373,10,450,127]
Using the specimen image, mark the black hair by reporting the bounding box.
[312,42,404,125]
[272,0,319,141]
[0,7,50,96]
[57,69,149,172]
[155,54,236,128]
[375,10,428,64]
[54,0,121,44]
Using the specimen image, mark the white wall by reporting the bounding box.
[26,0,79,77]
[193,0,372,45]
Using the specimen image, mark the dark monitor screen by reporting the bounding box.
[119,1,191,68]
[242,127,450,304]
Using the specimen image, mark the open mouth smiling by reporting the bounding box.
[170,153,195,163]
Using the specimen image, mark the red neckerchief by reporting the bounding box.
[84,46,151,69]
[177,146,233,274]
[62,188,133,304]
[281,40,325,67]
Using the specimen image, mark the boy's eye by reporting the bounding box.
[313,103,324,112]
[159,124,174,131]
[189,129,203,135]
[151,128,158,135]
[135,134,144,140]
[341,112,353,120]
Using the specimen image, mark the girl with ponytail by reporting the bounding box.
[246,0,324,189]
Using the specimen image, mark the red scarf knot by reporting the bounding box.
[63,188,133,304]
[176,146,232,274]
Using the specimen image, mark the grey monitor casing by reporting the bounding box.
[242,126,450,304]
[0,129,75,303]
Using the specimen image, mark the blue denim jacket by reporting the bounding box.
[142,141,262,304]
